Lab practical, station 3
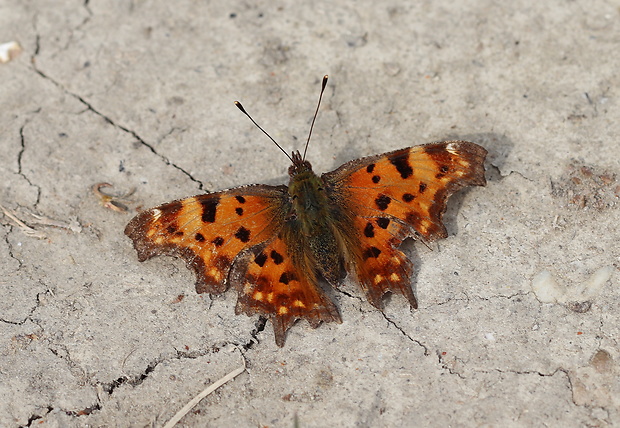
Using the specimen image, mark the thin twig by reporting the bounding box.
[162,349,247,428]
[27,212,82,233]
[0,203,46,239]
[92,182,135,212]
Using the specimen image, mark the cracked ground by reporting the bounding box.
[1,0,619,426]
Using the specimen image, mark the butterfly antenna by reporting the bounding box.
[302,75,329,161]
[234,101,294,163]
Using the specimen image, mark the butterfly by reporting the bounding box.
[124,76,487,347]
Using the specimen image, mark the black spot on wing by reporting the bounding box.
[366,164,375,173]
[279,272,291,284]
[389,152,413,179]
[200,197,220,223]
[403,193,415,202]
[195,233,205,242]
[212,236,224,247]
[254,252,267,267]
[419,182,427,193]
[435,165,449,179]
[235,195,246,203]
[364,222,375,238]
[235,207,244,216]
[234,226,251,243]
[372,175,381,184]
[376,217,390,229]
[375,194,391,211]
[270,250,284,265]
[363,246,382,259]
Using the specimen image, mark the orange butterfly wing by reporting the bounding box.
[124,185,288,294]
[125,185,340,346]
[323,141,487,308]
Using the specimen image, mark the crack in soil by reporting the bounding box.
[29,51,205,191]
[0,290,45,325]
[18,124,42,206]
[100,346,239,397]
[241,316,268,350]
[23,406,53,427]
[379,311,430,356]
[101,358,160,395]
[431,291,532,308]
[3,227,24,270]
[436,350,466,379]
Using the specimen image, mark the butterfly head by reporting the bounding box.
[289,150,313,177]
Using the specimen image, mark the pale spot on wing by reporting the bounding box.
[253,291,264,301]
[154,236,164,244]
[390,273,400,282]
[293,300,305,308]
[209,267,223,282]
[391,256,401,265]
[419,219,431,233]
[267,292,274,303]
[374,274,384,284]
[278,306,289,315]
[446,142,459,153]
[152,209,162,220]
[243,281,252,294]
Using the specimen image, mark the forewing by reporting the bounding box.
[327,141,487,240]
[124,184,289,294]
[324,141,487,307]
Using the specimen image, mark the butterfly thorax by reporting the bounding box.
[288,161,331,236]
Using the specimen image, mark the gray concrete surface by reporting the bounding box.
[1,0,619,426]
